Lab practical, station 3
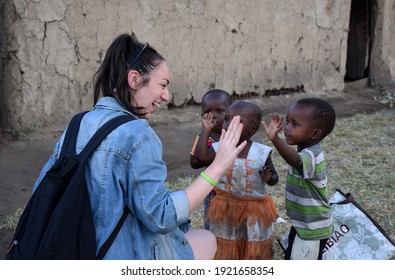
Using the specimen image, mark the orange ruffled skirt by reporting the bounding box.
[208,188,279,260]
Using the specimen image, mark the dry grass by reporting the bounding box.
[0,208,23,236]
[168,110,395,259]
[1,111,394,259]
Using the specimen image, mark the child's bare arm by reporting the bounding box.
[194,113,216,165]
[190,155,206,169]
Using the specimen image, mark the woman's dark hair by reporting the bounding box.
[93,33,165,115]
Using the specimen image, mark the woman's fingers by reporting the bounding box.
[220,116,245,158]
[220,116,242,145]
[235,139,247,154]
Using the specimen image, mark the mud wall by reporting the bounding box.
[0,0,393,132]
[369,0,395,88]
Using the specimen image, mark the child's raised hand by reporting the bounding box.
[261,113,283,141]
[201,112,215,131]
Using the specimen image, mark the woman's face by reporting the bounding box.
[130,61,171,119]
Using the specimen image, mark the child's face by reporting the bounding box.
[284,103,316,148]
[201,94,230,132]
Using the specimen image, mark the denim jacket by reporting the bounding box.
[33,97,194,259]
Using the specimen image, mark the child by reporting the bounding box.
[197,100,280,260]
[190,89,232,230]
[261,97,336,260]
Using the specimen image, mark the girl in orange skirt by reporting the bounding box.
[199,101,280,260]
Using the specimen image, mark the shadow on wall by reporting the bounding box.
[167,85,305,109]
[0,1,9,134]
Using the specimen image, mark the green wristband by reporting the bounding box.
[200,171,217,187]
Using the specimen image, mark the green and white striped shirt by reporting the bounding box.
[285,144,333,240]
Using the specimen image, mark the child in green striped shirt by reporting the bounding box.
[262,98,336,260]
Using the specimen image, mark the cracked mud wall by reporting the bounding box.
[0,0,394,132]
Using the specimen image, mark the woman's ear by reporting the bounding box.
[127,70,140,90]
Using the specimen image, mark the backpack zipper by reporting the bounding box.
[7,240,18,253]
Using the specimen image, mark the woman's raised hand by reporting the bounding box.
[185,116,246,213]
[211,116,246,173]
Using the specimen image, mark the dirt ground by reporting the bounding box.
[0,84,391,257]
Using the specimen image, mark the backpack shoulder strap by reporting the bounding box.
[60,111,89,158]
[78,114,136,161]
[96,207,129,259]
[77,114,136,259]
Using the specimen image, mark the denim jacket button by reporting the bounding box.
[182,240,187,246]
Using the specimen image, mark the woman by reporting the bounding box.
[32,33,246,260]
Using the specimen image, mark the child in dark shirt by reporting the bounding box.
[190,89,232,229]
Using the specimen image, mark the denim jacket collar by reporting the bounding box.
[95,97,137,118]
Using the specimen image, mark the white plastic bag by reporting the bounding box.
[278,189,395,260]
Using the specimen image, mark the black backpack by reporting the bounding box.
[5,112,135,259]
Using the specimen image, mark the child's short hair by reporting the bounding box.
[296,98,336,139]
[230,101,262,125]
[202,89,232,106]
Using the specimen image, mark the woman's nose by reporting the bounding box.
[162,88,171,102]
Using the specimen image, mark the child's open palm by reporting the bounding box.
[261,113,283,141]
[201,112,215,131]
